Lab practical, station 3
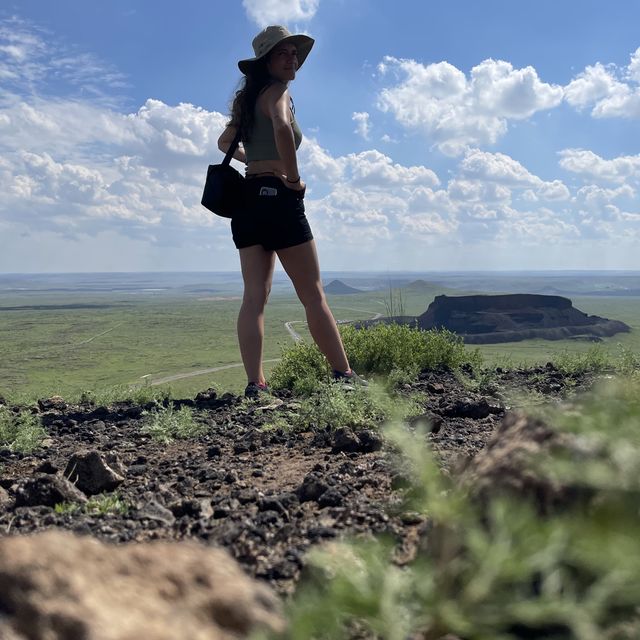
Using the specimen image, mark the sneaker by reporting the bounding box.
[332,368,369,387]
[244,382,271,398]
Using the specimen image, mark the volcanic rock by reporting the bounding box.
[297,472,329,502]
[13,474,88,508]
[0,530,284,639]
[37,395,67,412]
[332,427,383,454]
[63,450,125,495]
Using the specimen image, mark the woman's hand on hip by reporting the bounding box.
[279,174,306,192]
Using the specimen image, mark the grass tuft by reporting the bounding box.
[0,407,46,452]
[55,492,129,516]
[140,404,205,443]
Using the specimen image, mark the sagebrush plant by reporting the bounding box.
[265,377,640,640]
[555,344,612,376]
[269,341,331,392]
[341,324,482,376]
[289,382,422,432]
[140,404,205,443]
[270,325,482,392]
[0,406,46,453]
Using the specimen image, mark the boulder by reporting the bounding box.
[0,530,284,639]
[37,395,67,411]
[13,474,88,508]
[63,450,125,495]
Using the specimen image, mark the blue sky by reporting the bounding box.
[1,0,639,273]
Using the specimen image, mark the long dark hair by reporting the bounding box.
[227,57,274,143]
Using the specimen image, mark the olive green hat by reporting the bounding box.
[238,25,315,75]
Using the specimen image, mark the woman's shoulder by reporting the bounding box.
[259,80,289,102]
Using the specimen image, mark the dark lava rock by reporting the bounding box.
[358,429,383,452]
[63,450,125,496]
[318,488,343,508]
[427,382,445,394]
[332,427,361,453]
[37,396,67,412]
[207,445,222,459]
[35,461,58,474]
[136,499,175,525]
[169,498,213,519]
[14,474,88,508]
[409,412,444,433]
[444,398,491,420]
[332,427,383,453]
[297,473,329,503]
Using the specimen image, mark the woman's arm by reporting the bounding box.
[217,126,247,164]
[264,84,301,184]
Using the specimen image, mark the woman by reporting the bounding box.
[217,25,366,397]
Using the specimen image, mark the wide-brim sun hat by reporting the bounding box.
[238,25,315,75]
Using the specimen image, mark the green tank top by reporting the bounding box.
[243,96,302,163]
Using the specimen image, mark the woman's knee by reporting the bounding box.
[297,284,325,309]
[242,286,271,310]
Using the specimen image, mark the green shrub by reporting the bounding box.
[555,345,612,376]
[0,407,46,453]
[614,344,640,376]
[269,341,330,392]
[272,377,640,639]
[270,325,481,392]
[340,324,478,375]
[285,382,423,432]
[140,404,205,443]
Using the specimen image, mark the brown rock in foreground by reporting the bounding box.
[0,531,285,640]
[63,449,125,495]
[459,411,586,513]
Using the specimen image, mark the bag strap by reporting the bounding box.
[222,128,242,166]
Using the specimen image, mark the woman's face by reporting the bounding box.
[266,43,298,83]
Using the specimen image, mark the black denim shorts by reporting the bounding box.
[231,176,313,251]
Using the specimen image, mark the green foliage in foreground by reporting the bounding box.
[262,382,424,433]
[140,404,205,443]
[0,407,46,453]
[54,493,130,516]
[264,376,640,640]
[270,325,482,392]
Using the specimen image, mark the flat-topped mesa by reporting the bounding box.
[417,294,630,344]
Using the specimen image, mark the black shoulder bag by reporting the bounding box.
[201,129,244,218]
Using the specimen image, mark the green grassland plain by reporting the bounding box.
[1,280,639,403]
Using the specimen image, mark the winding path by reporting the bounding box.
[144,309,383,386]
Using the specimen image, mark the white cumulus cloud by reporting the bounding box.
[558,149,640,183]
[242,0,320,26]
[352,111,371,140]
[377,56,563,155]
[564,48,640,119]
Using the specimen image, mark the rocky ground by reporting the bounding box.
[0,364,593,599]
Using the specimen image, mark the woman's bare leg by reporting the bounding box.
[276,240,350,373]
[237,245,276,385]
